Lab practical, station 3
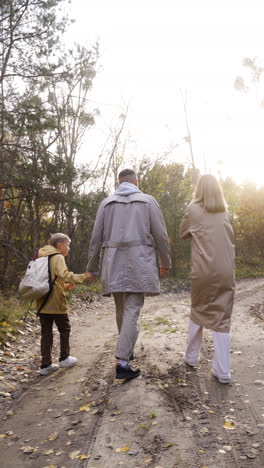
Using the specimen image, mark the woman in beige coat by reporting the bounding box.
[180,174,235,383]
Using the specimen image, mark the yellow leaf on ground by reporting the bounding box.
[162,442,173,448]
[79,454,90,460]
[223,422,235,430]
[115,445,131,453]
[79,403,92,412]
[69,450,81,459]
[120,445,131,452]
[44,449,54,455]
[48,432,58,441]
[0,434,6,438]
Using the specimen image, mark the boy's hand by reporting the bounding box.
[86,272,97,282]
[67,284,75,291]
[160,267,169,278]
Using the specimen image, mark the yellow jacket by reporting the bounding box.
[36,245,86,314]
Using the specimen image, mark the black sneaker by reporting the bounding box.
[116,364,140,380]
[129,353,135,361]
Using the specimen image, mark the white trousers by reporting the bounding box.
[184,319,231,379]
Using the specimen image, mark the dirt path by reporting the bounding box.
[0,279,264,468]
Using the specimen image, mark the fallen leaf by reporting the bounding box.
[48,432,58,441]
[69,450,81,459]
[79,454,90,460]
[115,445,131,453]
[223,422,235,430]
[79,403,92,412]
[223,445,232,451]
[162,442,173,449]
[219,449,226,454]
[67,430,75,436]
[144,459,153,463]
[44,449,54,455]
[199,449,206,454]
[0,434,6,438]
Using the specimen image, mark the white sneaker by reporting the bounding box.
[59,356,77,368]
[40,363,59,376]
[183,354,199,367]
[212,369,230,384]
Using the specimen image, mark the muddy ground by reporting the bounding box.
[0,278,264,468]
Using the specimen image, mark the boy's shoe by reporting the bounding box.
[183,354,199,367]
[129,352,135,361]
[212,369,230,384]
[59,356,77,368]
[40,363,59,376]
[116,364,140,380]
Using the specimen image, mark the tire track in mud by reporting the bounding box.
[140,345,264,468]
[69,342,117,468]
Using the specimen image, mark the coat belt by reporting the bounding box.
[102,239,154,248]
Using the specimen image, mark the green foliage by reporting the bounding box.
[155,317,169,325]
[0,293,28,345]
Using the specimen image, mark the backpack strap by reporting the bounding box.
[36,253,60,316]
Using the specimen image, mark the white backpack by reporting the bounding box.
[19,254,59,301]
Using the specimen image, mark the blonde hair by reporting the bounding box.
[193,174,226,213]
[49,233,71,247]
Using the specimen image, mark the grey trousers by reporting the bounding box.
[113,292,144,361]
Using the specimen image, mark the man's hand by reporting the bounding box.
[86,272,97,282]
[160,267,169,278]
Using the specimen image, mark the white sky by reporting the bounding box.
[65,0,264,185]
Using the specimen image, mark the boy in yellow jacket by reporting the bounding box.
[36,233,89,376]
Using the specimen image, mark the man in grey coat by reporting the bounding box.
[86,168,171,380]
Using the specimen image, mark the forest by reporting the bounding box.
[1,0,264,301]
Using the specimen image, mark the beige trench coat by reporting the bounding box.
[180,202,235,332]
[36,245,87,314]
[86,184,171,295]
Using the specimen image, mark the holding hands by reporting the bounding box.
[160,267,169,278]
[86,272,97,282]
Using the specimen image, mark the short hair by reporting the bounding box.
[49,233,71,247]
[118,168,137,183]
[193,174,227,213]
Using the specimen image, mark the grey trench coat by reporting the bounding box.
[86,184,171,296]
[180,202,235,333]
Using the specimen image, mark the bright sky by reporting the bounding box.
[66,0,264,186]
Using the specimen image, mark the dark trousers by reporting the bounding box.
[39,313,71,368]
